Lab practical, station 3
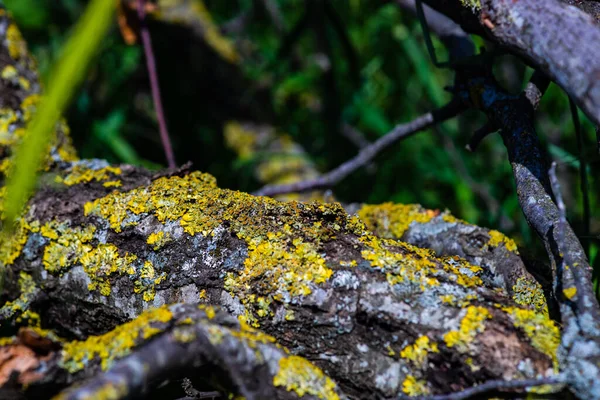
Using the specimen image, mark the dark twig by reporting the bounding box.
[254,101,464,196]
[569,97,591,257]
[415,0,450,68]
[137,0,177,169]
[465,122,497,152]
[342,123,371,149]
[400,377,562,400]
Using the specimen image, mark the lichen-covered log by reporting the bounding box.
[0,7,560,400]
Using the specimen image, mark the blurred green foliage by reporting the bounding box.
[2,0,116,228]
[8,0,599,268]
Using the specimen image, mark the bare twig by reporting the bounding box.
[137,0,177,169]
[254,101,465,197]
[342,123,371,149]
[465,122,497,152]
[400,377,562,400]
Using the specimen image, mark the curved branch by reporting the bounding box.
[254,101,465,197]
[421,0,600,126]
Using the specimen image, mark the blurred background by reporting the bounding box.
[7,0,599,270]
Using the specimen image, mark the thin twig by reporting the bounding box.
[569,97,591,257]
[400,377,562,400]
[137,0,177,169]
[254,101,464,197]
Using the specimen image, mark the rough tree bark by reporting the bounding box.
[0,2,595,400]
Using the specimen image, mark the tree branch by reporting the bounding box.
[421,0,600,127]
[254,101,465,197]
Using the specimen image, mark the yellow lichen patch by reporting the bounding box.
[146,231,171,250]
[133,260,166,302]
[223,121,323,202]
[501,306,559,368]
[400,336,439,366]
[79,244,137,296]
[360,235,440,289]
[55,164,121,186]
[41,221,96,274]
[225,236,332,326]
[0,272,37,320]
[443,306,491,351]
[60,305,173,372]
[85,171,344,324]
[401,375,429,396]
[0,336,16,346]
[273,355,340,400]
[16,309,41,327]
[0,108,19,145]
[1,65,17,79]
[102,180,122,188]
[358,203,437,239]
[0,216,31,265]
[6,23,27,61]
[157,0,239,64]
[440,256,483,288]
[360,235,483,291]
[512,276,548,315]
[487,230,518,253]
[224,121,257,160]
[562,287,577,300]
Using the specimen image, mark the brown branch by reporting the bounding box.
[254,101,465,196]
[138,0,177,169]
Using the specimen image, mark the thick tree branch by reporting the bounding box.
[421,0,600,126]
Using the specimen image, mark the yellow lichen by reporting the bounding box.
[511,276,548,315]
[84,172,343,325]
[224,122,258,160]
[146,231,171,250]
[400,336,439,366]
[358,203,437,239]
[6,23,27,60]
[443,306,491,351]
[80,244,137,296]
[273,355,340,400]
[501,306,559,368]
[55,164,121,186]
[562,287,577,300]
[158,0,239,64]
[0,271,37,319]
[60,305,173,372]
[401,375,429,396]
[487,230,518,253]
[361,235,482,291]
[134,260,166,302]
[41,221,96,274]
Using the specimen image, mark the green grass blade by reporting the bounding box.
[2,0,116,229]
